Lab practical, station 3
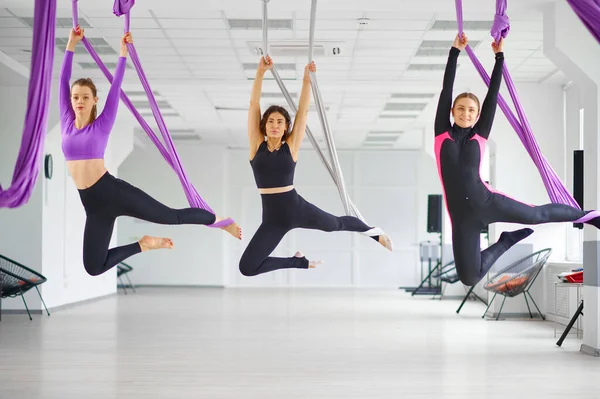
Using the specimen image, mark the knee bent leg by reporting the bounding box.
[238,256,259,277]
[83,258,105,277]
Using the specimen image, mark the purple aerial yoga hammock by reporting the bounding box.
[71,0,232,228]
[454,0,600,224]
[566,0,600,43]
[0,0,56,208]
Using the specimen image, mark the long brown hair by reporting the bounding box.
[260,105,292,141]
[452,92,480,113]
[71,78,98,124]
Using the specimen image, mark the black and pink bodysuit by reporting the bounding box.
[434,47,595,286]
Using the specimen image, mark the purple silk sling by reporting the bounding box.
[71,0,232,228]
[0,0,56,208]
[566,0,600,43]
[455,0,599,224]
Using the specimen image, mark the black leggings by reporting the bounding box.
[78,172,216,276]
[239,189,371,276]
[453,193,587,286]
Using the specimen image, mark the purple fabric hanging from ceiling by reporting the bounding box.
[69,0,232,227]
[0,0,56,208]
[490,0,510,42]
[454,0,599,224]
[566,0,600,43]
[113,0,135,16]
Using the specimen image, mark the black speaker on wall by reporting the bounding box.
[427,194,442,233]
[573,150,584,229]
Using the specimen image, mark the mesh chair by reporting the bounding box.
[432,260,488,313]
[432,260,458,299]
[434,260,459,284]
[482,248,552,320]
[0,254,50,321]
[116,262,136,295]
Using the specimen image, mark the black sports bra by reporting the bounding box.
[250,141,296,189]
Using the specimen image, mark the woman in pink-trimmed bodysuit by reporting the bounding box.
[433,34,598,286]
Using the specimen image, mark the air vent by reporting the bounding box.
[308,105,330,111]
[430,20,492,31]
[247,41,342,58]
[22,17,91,29]
[214,104,328,111]
[56,37,110,46]
[391,93,435,99]
[215,106,247,111]
[416,40,480,58]
[407,64,446,71]
[243,63,295,71]
[261,92,298,98]
[125,90,161,97]
[139,110,179,116]
[416,49,452,57]
[247,77,297,81]
[363,143,393,148]
[78,62,132,70]
[228,19,293,30]
[379,115,418,119]
[364,136,399,143]
[75,46,116,55]
[172,134,201,141]
[131,100,171,109]
[419,40,458,48]
[368,130,404,135]
[384,103,427,111]
[169,129,196,134]
[56,37,117,55]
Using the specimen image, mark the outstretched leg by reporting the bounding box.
[452,219,533,286]
[115,177,241,239]
[295,196,392,250]
[117,177,216,224]
[486,193,587,226]
[239,224,309,277]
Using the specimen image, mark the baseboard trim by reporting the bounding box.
[128,285,225,289]
[580,344,600,357]
[1,292,116,315]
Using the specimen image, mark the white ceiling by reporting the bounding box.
[0,0,566,150]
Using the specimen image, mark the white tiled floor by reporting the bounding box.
[1,287,598,399]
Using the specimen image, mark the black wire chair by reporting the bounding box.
[432,260,488,312]
[116,262,136,295]
[0,254,50,321]
[482,248,552,320]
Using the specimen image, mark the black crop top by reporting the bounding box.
[250,141,296,189]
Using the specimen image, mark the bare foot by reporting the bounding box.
[216,217,242,240]
[138,235,174,252]
[378,234,393,251]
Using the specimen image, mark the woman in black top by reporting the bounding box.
[239,56,393,277]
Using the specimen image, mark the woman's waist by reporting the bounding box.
[258,185,294,195]
[67,159,107,190]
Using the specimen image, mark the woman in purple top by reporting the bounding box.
[60,26,242,276]
[434,34,600,286]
